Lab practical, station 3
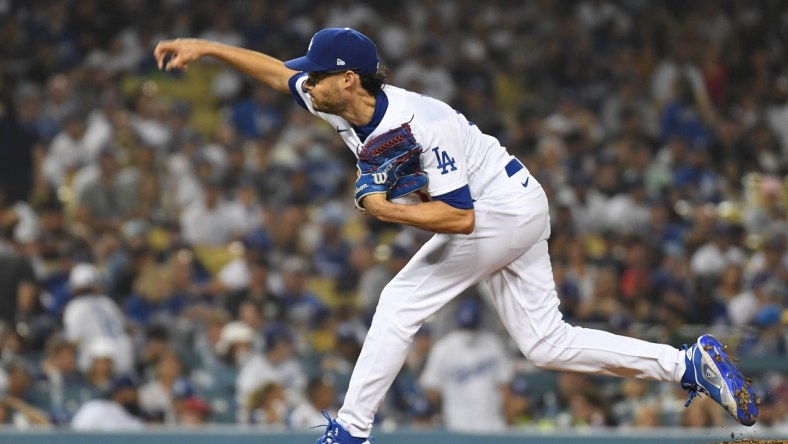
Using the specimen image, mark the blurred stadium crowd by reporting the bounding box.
[0,0,786,433]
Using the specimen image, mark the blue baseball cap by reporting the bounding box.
[264,324,293,351]
[285,27,379,74]
[457,299,482,329]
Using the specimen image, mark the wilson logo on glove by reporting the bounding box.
[371,172,388,184]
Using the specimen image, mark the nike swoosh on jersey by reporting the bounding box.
[522,176,529,188]
[336,127,350,133]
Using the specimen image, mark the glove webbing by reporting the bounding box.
[359,123,419,165]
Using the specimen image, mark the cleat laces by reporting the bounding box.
[680,343,706,408]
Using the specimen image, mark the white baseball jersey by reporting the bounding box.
[289,77,686,438]
[420,330,512,432]
[63,294,134,375]
[71,399,144,430]
[291,76,515,204]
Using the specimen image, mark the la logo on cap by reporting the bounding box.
[337,59,346,66]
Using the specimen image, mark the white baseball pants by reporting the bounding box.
[338,170,686,438]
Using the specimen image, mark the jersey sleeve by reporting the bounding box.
[288,73,310,111]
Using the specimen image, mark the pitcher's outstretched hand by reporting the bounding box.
[153,38,207,72]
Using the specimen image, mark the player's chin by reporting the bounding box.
[313,104,334,114]
[312,100,341,114]
[311,101,325,112]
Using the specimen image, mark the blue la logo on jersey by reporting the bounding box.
[432,147,457,175]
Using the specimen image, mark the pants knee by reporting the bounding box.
[371,288,421,341]
[524,348,554,369]
[521,321,572,368]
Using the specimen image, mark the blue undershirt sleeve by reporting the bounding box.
[432,184,474,210]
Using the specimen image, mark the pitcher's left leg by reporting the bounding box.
[487,239,686,383]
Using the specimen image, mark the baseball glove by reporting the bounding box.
[354,123,428,209]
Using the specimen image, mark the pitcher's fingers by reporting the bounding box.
[154,51,167,70]
[164,54,182,71]
[153,42,174,70]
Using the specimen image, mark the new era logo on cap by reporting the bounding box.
[284,28,379,74]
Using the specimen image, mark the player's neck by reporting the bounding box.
[339,90,377,127]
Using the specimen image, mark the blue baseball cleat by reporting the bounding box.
[681,334,759,426]
[315,411,372,444]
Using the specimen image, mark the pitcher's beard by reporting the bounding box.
[310,87,344,115]
[312,98,343,114]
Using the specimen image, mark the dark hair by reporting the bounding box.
[359,65,388,95]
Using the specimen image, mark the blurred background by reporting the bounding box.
[0,0,785,438]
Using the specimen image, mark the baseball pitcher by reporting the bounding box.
[154,27,758,443]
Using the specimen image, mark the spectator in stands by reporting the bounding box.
[576,266,626,322]
[0,86,40,203]
[563,239,599,304]
[0,394,50,427]
[83,338,118,397]
[230,86,284,140]
[547,372,593,426]
[747,233,788,284]
[191,308,231,369]
[289,377,336,429]
[396,43,456,104]
[689,222,746,280]
[41,106,90,189]
[611,379,658,427]
[567,388,616,427]
[312,212,352,279]
[226,176,267,237]
[405,395,438,429]
[278,256,327,328]
[62,263,134,375]
[71,374,144,430]
[134,324,170,379]
[319,322,365,406]
[709,263,743,324]
[659,75,714,149]
[176,396,211,426]
[739,305,787,357]
[180,174,245,247]
[631,404,662,428]
[74,148,135,232]
[138,350,184,423]
[1,360,50,427]
[680,397,724,427]
[236,324,305,416]
[742,176,787,236]
[420,299,513,432]
[728,273,782,327]
[357,244,410,316]
[0,250,38,329]
[245,381,287,426]
[192,320,252,423]
[31,338,89,423]
[503,375,537,427]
